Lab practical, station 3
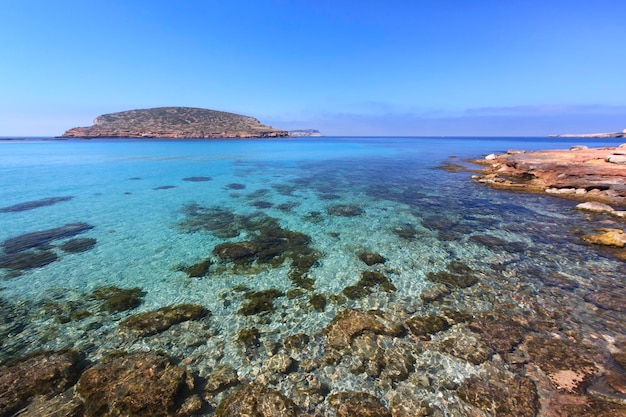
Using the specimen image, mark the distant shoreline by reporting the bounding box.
[550,129,625,138]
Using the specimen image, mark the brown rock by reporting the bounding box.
[0,350,82,417]
[327,391,391,417]
[215,383,298,417]
[324,309,404,350]
[473,145,626,205]
[457,374,540,417]
[78,352,197,417]
[581,228,626,247]
[525,336,597,393]
[118,303,207,336]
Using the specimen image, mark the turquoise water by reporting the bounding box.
[1,136,625,415]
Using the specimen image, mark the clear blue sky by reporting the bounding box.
[1,0,625,136]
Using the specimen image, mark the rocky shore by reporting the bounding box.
[473,144,626,206]
[472,144,626,260]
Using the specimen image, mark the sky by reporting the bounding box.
[1,0,625,136]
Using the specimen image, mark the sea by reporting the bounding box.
[1,136,625,416]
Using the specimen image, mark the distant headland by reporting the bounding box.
[550,128,625,138]
[288,129,323,137]
[60,107,289,138]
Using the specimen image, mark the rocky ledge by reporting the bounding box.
[61,107,288,139]
[473,144,626,206]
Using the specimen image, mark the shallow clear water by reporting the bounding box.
[1,136,625,415]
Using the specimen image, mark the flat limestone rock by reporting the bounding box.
[473,145,626,205]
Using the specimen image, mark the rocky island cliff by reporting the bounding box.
[61,107,288,138]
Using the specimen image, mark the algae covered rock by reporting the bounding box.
[90,285,145,312]
[183,258,212,277]
[357,251,386,266]
[58,237,97,253]
[239,289,284,316]
[324,309,404,350]
[78,352,198,417]
[327,204,364,217]
[457,374,539,417]
[0,350,82,417]
[406,315,450,339]
[215,383,298,417]
[119,303,207,336]
[204,364,239,396]
[327,391,391,417]
[426,261,478,289]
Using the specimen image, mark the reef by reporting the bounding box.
[119,304,208,336]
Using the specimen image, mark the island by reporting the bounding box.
[60,107,289,139]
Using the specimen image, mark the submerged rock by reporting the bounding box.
[343,271,395,300]
[525,336,597,393]
[1,222,93,254]
[309,293,327,311]
[183,176,212,182]
[0,250,58,271]
[426,261,478,289]
[58,237,97,253]
[284,333,310,351]
[580,228,626,247]
[119,304,207,336]
[239,289,284,316]
[237,327,261,348]
[90,285,145,312]
[327,204,364,217]
[357,251,386,266]
[0,350,82,417]
[0,196,73,213]
[204,364,239,396]
[457,373,540,417]
[324,309,404,350]
[585,291,626,313]
[78,352,198,417]
[183,258,212,278]
[327,391,391,417]
[469,312,526,356]
[406,314,451,339]
[215,383,298,417]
